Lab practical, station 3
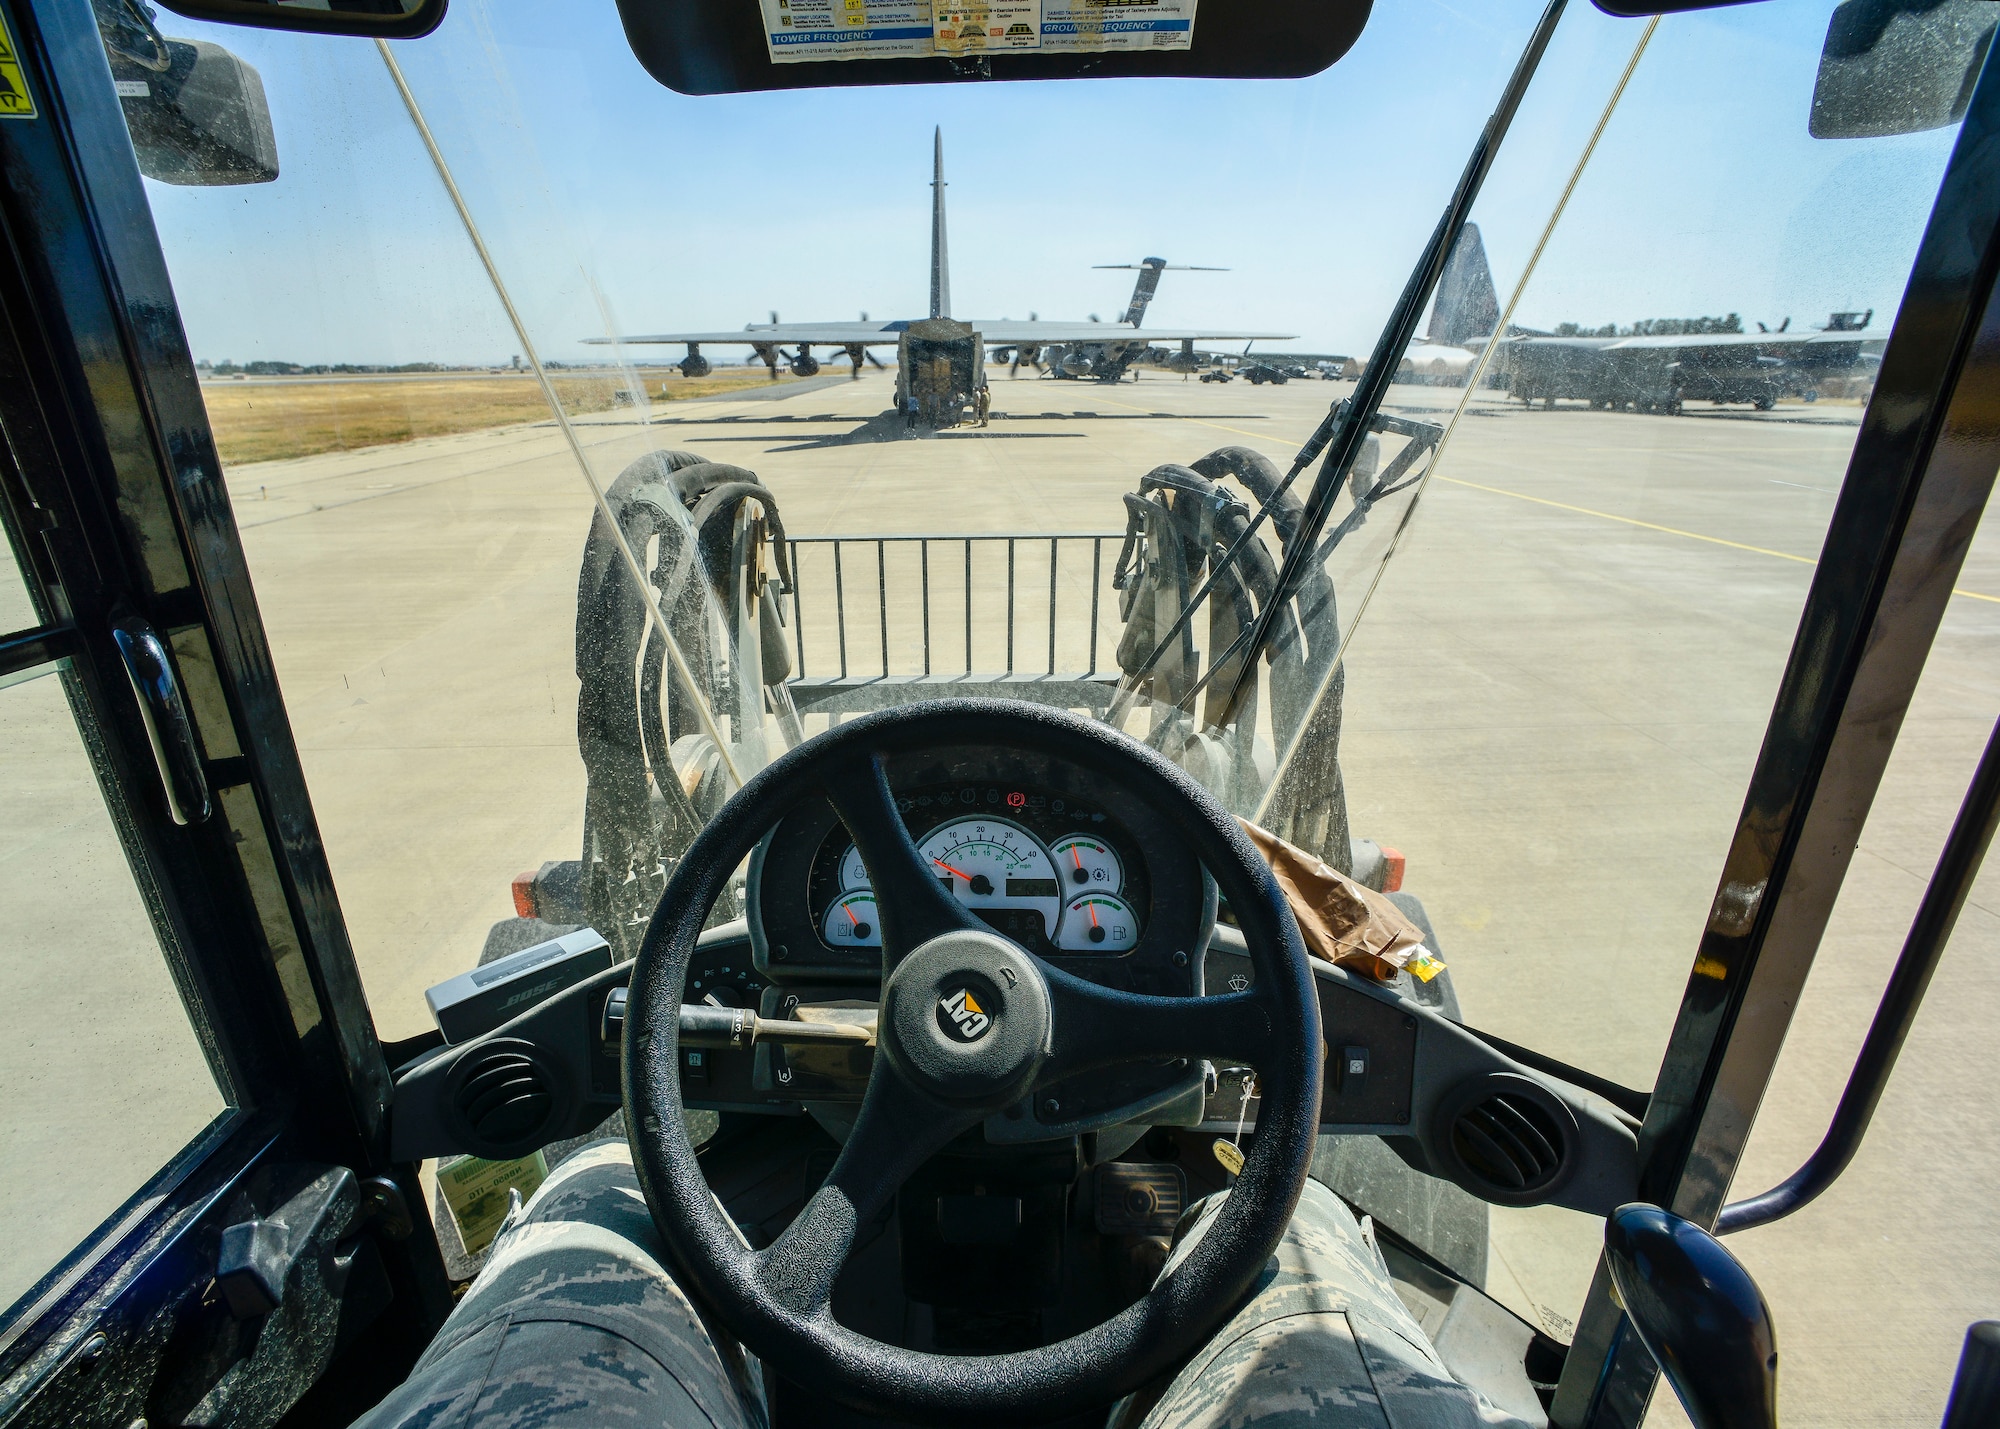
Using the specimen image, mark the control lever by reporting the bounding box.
[1604,1203,1777,1429]
[601,987,873,1050]
[1943,1322,2000,1428]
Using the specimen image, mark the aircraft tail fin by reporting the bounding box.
[1094,259,1227,328]
[930,127,951,320]
[1426,222,1500,347]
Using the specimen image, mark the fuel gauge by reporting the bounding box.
[1056,892,1139,952]
[822,891,882,947]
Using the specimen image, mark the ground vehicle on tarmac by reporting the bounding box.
[2,0,1999,1427]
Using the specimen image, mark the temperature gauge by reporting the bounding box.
[1057,892,1140,952]
[1049,834,1123,893]
[822,891,881,947]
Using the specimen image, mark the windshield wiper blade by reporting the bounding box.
[1198,0,1567,733]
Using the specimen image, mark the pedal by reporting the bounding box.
[1095,1163,1185,1237]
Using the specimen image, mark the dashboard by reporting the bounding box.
[386,743,1643,1221]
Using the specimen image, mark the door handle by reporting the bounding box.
[110,614,211,825]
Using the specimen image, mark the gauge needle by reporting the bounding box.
[842,902,860,926]
[931,856,975,881]
[1088,900,1100,927]
[1071,847,1084,871]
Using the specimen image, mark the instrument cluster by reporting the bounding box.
[817,786,1144,956]
[748,747,1208,999]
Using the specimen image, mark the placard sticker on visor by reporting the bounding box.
[1041,0,1197,54]
[758,0,1196,64]
[935,0,1044,55]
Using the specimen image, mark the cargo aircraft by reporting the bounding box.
[590,129,1294,383]
[1400,222,1888,408]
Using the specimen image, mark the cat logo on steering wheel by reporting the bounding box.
[937,986,992,1042]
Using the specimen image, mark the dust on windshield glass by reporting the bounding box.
[125,0,1953,1155]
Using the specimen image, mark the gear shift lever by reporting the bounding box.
[1604,1204,1778,1429]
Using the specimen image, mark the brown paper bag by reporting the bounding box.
[1236,819,1443,984]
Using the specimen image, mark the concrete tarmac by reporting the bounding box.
[213,368,1995,1425]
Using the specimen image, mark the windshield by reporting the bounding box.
[120,0,1978,1391]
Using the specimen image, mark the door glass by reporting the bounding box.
[0,663,229,1316]
[0,539,37,633]
[1329,0,1964,1346]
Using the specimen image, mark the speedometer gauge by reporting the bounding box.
[920,818,1061,938]
[1057,892,1140,951]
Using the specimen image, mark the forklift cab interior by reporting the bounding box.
[1,0,1997,1426]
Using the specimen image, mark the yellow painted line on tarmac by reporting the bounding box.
[1437,475,1818,564]
[1437,475,2000,605]
[1078,393,2000,605]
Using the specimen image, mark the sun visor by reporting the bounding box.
[613,0,1372,96]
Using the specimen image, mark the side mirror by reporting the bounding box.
[1810,0,1996,139]
[1604,1204,1778,1429]
[152,0,445,39]
[110,37,277,186]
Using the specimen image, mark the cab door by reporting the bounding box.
[0,2,448,1423]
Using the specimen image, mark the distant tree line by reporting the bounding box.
[198,359,465,375]
[1551,314,1744,338]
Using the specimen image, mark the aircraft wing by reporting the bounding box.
[592,320,1299,346]
[587,322,910,347]
[1605,329,1890,351]
[974,320,1297,343]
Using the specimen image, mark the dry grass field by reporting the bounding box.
[199,367,808,464]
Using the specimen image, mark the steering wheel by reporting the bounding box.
[624,701,1324,1423]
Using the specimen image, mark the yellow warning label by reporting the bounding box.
[0,12,35,120]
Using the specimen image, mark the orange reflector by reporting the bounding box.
[1380,846,1406,894]
[510,869,538,919]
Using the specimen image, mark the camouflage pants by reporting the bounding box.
[358,1143,1526,1429]
[352,1140,765,1429]
[1113,1179,1538,1429]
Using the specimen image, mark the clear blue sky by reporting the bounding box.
[139,0,1961,366]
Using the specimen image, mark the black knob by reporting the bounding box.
[1944,1321,2000,1429]
[1072,866,1090,884]
[1089,925,1106,944]
[853,922,872,939]
[969,874,993,896]
[1605,1204,1776,1429]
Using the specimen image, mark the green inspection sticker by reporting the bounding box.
[437,1151,547,1255]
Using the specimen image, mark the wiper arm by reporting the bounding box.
[1145,422,1442,732]
[1199,0,1567,733]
